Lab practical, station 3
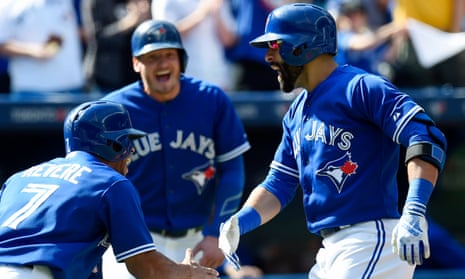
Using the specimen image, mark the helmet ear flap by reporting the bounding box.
[110,140,123,153]
[178,49,188,73]
[292,43,306,56]
[279,41,297,66]
[279,41,315,66]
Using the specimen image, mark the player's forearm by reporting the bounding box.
[243,186,281,225]
[402,158,438,217]
[232,186,281,236]
[406,158,438,185]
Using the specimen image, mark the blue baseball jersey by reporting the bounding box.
[101,76,250,232]
[0,151,155,279]
[267,65,425,234]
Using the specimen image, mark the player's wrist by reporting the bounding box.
[235,206,261,235]
[403,178,434,216]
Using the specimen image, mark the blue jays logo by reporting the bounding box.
[316,152,358,193]
[182,163,216,195]
[146,25,167,42]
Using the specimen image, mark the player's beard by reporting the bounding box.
[277,62,304,93]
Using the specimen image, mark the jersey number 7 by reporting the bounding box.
[2,184,59,229]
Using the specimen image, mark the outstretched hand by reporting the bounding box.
[182,248,220,278]
[182,248,197,265]
[192,236,224,268]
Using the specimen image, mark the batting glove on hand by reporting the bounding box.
[219,215,241,271]
[392,207,430,265]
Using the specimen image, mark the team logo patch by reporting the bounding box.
[316,152,358,193]
[182,163,216,195]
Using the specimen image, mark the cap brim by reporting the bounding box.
[249,33,282,48]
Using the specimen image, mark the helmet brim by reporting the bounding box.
[249,33,283,48]
[133,43,183,57]
[126,128,147,139]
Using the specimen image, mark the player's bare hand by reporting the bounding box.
[182,248,196,265]
[183,248,220,278]
[192,236,224,268]
[189,264,220,279]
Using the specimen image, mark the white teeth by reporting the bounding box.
[157,70,170,75]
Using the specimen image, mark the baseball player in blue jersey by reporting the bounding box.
[218,3,447,279]
[99,20,251,278]
[0,101,219,279]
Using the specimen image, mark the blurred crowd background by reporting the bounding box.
[1,0,465,277]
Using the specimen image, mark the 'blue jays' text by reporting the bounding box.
[131,130,215,161]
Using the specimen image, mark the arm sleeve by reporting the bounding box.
[260,168,299,209]
[102,180,156,261]
[203,155,245,236]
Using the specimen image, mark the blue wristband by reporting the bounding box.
[236,206,261,235]
[404,178,434,216]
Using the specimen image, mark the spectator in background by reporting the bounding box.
[73,0,88,53]
[334,0,406,80]
[226,0,318,92]
[151,0,238,91]
[0,0,85,99]
[81,0,150,93]
[225,0,280,92]
[388,0,465,87]
[326,0,392,30]
[0,56,10,94]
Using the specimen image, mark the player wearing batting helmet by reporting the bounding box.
[0,100,219,279]
[99,20,250,278]
[219,3,447,279]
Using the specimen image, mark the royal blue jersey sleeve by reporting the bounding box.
[203,156,245,236]
[102,179,156,262]
[351,73,423,144]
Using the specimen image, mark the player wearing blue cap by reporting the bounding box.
[0,101,219,279]
[100,20,250,278]
[219,3,447,279]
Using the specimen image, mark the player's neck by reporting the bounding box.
[303,56,338,92]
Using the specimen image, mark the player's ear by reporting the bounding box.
[132,57,141,73]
